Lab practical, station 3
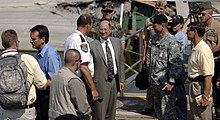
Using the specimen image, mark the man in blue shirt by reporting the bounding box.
[172,15,188,54]
[30,25,62,120]
[171,15,188,120]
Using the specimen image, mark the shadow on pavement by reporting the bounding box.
[117,97,152,115]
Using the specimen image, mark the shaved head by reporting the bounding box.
[64,49,81,65]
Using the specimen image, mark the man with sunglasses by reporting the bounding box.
[198,2,220,118]
[90,1,123,41]
[49,49,92,120]
[142,1,172,115]
[186,22,214,120]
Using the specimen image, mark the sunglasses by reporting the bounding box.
[199,12,206,16]
[76,59,82,63]
[103,10,114,13]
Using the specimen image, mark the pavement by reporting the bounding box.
[116,96,157,120]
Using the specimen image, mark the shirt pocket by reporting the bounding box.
[156,46,168,67]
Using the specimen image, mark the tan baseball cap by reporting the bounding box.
[198,2,213,11]
[155,1,167,7]
[102,1,114,11]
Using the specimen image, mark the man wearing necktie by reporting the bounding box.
[89,19,125,120]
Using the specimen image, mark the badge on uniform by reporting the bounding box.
[80,43,88,53]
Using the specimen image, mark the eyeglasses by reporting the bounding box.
[199,12,206,16]
[76,59,82,63]
[103,10,114,14]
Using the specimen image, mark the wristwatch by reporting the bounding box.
[202,94,210,101]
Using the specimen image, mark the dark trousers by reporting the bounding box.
[35,89,50,120]
[175,84,187,120]
[213,60,220,116]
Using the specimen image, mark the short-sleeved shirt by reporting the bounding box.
[36,43,62,80]
[175,30,188,54]
[188,40,214,78]
[204,18,220,58]
[1,50,47,105]
[64,30,94,77]
[204,18,220,48]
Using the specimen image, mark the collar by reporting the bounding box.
[1,49,18,56]
[76,30,86,38]
[37,43,49,57]
[192,39,204,51]
[100,37,111,44]
[206,18,214,29]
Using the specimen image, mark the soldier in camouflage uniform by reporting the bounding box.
[142,1,172,115]
[147,14,184,120]
[198,2,220,118]
[89,1,123,41]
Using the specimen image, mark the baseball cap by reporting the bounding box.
[151,14,168,24]
[102,1,114,11]
[172,15,184,24]
[198,2,213,11]
[155,1,167,7]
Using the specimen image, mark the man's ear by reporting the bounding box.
[41,37,46,44]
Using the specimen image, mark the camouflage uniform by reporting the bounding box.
[148,33,184,119]
[144,14,172,112]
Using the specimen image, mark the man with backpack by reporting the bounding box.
[0,29,48,119]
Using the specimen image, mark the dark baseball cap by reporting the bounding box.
[151,14,168,24]
[172,15,184,24]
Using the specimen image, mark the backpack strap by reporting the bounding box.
[14,54,34,88]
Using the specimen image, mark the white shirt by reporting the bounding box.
[188,40,214,78]
[100,37,117,75]
[64,30,94,77]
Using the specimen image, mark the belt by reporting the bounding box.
[25,103,34,109]
[188,75,204,82]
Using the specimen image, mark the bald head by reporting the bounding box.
[64,49,81,65]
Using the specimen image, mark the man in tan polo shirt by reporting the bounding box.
[187,22,214,120]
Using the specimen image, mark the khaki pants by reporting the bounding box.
[0,106,36,120]
[189,81,213,120]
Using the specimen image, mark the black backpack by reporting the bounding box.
[135,64,149,90]
[0,54,29,109]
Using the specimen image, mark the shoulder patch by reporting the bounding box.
[80,43,88,53]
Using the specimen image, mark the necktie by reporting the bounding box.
[105,41,114,81]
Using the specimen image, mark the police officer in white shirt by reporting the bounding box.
[64,14,99,102]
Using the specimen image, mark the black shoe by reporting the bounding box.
[141,108,154,115]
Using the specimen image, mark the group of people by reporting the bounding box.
[0,1,124,120]
[142,1,220,120]
[1,0,220,120]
